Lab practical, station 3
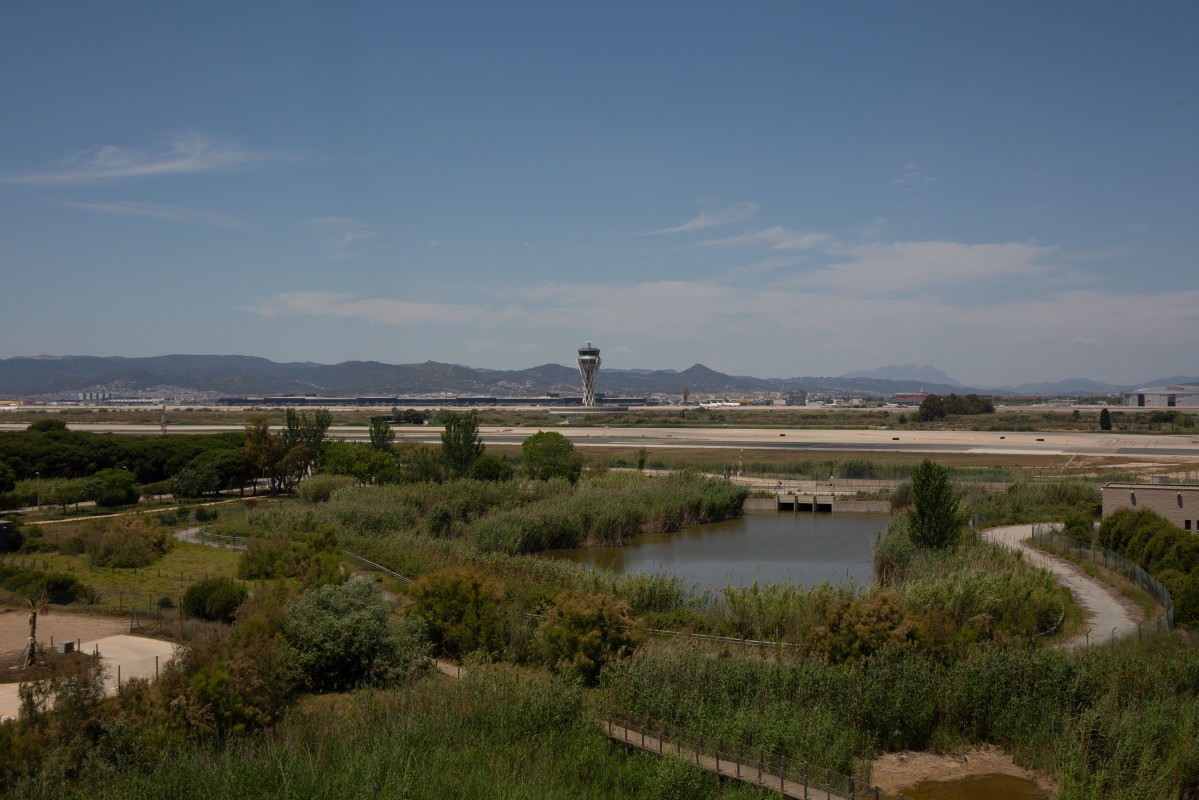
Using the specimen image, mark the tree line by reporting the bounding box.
[916,392,995,421]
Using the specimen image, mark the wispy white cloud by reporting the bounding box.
[894,163,936,187]
[243,291,523,327]
[639,202,759,235]
[57,200,256,229]
[797,241,1057,292]
[307,217,377,249]
[703,226,830,250]
[3,132,270,184]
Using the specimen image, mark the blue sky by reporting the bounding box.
[2,2,1196,387]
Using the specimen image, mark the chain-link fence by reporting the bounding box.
[1030,523,1174,632]
[606,708,881,799]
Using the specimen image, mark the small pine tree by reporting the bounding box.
[909,459,960,549]
[1099,408,1112,431]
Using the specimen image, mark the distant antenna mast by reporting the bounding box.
[160,404,167,435]
[576,342,601,407]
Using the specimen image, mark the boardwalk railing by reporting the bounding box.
[1030,524,1174,632]
[607,708,877,800]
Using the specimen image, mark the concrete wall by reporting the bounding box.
[1102,483,1199,533]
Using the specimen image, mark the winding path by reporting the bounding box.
[982,525,1142,648]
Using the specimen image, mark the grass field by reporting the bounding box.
[1,540,243,616]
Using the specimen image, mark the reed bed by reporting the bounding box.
[600,635,1199,798]
[5,664,757,800]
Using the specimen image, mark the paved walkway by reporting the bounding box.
[0,634,176,720]
[982,525,1142,648]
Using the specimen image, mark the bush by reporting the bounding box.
[284,577,428,691]
[194,506,218,523]
[84,516,171,568]
[539,591,638,686]
[237,536,300,580]
[409,567,506,658]
[298,474,356,504]
[0,567,91,603]
[466,454,513,482]
[181,577,247,622]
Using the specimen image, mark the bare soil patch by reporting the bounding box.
[871,747,1054,796]
[0,607,129,663]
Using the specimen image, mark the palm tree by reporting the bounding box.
[16,593,50,669]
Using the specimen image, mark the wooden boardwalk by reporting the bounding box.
[606,716,869,800]
[433,659,878,800]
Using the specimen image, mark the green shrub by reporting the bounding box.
[539,591,638,686]
[181,577,247,622]
[284,577,428,691]
[84,516,171,568]
[237,536,300,580]
[298,474,356,504]
[409,567,506,658]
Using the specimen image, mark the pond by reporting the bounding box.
[543,510,888,590]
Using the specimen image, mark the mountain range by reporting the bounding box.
[0,355,1191,400]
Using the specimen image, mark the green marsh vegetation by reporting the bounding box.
[5,437,1199,797]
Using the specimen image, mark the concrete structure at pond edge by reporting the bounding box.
[1102,482,1199,533]
[1121,384,1199,408]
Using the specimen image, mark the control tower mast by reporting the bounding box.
[577,341,601,407]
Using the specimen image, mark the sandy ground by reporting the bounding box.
[0,607,131,661]
[0,624,175,720]
[983,524,1143,648]
[871,747,1054,795]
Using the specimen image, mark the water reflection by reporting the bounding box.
[542,510,888,590]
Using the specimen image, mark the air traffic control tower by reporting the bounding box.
[577,341,601,406]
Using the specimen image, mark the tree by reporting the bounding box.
[285,578,428,691]
[636,448,649,471]
[1099,408,1112,431]
[909,458,960,549]
[439,412,484,478]
[169,465,219,499]
[409,567,505,658]
[539,591,638,686]
[244,416,282,493]
[521,431,583,483]
[917,395,946,422]
[368,416,395,452]
[282,408,332,471]
[466,454,513,482]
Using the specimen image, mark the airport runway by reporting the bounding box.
[6,422,1199,459]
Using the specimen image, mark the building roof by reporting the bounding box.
[1125,385,1199,393]
[1103,482,1199,491]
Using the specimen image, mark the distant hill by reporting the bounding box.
[992,378,1122,396]
[841,364,962,386]
[1133,376,1199,388]
[0,354,1157,400]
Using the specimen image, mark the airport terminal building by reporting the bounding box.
[1121,385,1199,409]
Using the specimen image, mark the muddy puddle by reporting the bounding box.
[895,773,1050,799]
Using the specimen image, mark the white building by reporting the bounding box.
[1121,385,1199,409]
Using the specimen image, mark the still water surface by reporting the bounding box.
[543,511,888,589]
[898,774,1049,799]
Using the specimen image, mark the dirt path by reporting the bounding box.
[983,524,1142,648]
